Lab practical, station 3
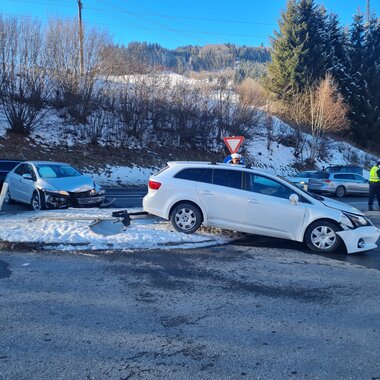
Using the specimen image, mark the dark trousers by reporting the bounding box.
[368,182,380,206]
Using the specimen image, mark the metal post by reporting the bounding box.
[77,0,84,75]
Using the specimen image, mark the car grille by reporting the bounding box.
[68,190,104,207]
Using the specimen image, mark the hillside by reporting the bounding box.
[1,70,377,188]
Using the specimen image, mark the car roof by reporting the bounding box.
[166,161,274,176]
[23,161,70,165]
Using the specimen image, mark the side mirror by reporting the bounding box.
[22,173,33,180]
[289,193,299,204]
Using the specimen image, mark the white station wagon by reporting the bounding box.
[143,162,379,254]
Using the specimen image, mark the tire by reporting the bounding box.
[31,190,46,211]
[335,186,346,198]
[170,203,202,234]
[305,220,342,254]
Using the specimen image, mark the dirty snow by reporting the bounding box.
[0,208,236,251]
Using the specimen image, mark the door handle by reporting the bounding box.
[200,191,213,195]
[248,199,260,204]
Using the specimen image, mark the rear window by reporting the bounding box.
[174,168,212,183]
[311,172,330,179]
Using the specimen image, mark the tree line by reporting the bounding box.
[105,42,270,75]
[0,16,260,152]
[264,0,380,152]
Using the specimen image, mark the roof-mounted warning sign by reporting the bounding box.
[223,136,245,154]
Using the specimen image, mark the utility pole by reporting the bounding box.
[366,0,371,22]
[77,0,84,75]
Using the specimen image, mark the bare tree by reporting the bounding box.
[0,16,49,135]
[45,18,111,123]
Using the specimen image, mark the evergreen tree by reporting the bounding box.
[322,13,351,99]
[362,14,380,148]
[347,12,369,146]
[265,0,326,101]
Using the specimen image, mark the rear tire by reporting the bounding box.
[305,220,342,254]
[335,186,346,198]
[170,203,202,234]
[31,190,46,211]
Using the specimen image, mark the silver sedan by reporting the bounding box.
[4,161,105,211]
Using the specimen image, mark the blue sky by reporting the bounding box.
[1,0,378,49]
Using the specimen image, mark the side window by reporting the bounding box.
[212,169,243,190]
[14,164,27,176]
[174,168,212,183]
[334,174,354,180]
[353,174,366,182]
[245,173,292,199]
[23,164,36,180]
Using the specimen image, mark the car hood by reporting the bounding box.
[43,176,95,193]
[321,196,363,215]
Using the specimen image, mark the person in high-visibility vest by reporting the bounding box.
[368,160,380,211]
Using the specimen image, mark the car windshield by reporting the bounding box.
[36,164,82,178]
[280,176,325,201]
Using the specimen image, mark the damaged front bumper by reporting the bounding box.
[337,226,380,254]
[43,189,105,209]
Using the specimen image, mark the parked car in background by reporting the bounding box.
[143,161,379,254]
[308,172,369,198]
[0,159,23,191]
[287,170,317,188]
[322,165,363,176]
[4,161,105,211]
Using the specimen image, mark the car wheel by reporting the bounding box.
[170,203,202,234]
[305,220,342,254]
[31,190,46,211]
[335,186,346,198]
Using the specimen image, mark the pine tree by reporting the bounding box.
[347,12,370,146]
[265,0,326,101]
[362,14,380,148]
[322,13,351,99]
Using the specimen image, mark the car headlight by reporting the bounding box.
[43,189,69,197]
[341,212,371,229]
[93,183,105,195]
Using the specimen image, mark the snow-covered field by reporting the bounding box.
[0,208,236,251]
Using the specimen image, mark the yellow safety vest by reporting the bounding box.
[369,166,380,182]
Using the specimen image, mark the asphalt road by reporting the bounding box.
[1,245,380,379]
[1,191,380,378]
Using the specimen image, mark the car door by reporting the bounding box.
[241,172,307,240]
[10,164,37,203]
[197,168,246,229]
[353,174,369,194]
[7,163,27,201]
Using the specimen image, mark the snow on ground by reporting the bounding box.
[0,208,236,251]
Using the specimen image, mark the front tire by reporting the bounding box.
[31,190,46,211]
[305,220,342,253]
[170,203,202,234]
[335,186,346,198]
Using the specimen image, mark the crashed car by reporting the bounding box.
[143,161,380,254]
[4,161,105,211]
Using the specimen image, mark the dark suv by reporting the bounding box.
[0,159,23,191]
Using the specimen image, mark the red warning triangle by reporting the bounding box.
[223,136,245,154]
